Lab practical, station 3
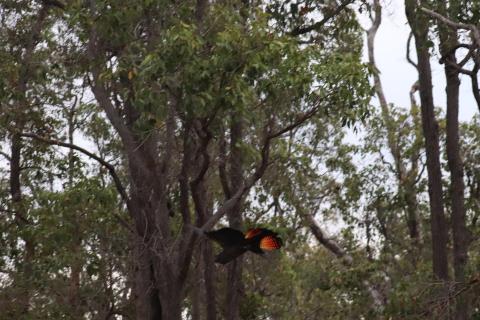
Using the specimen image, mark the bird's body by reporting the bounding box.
[205,227,282,264]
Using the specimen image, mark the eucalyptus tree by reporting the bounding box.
[405,0,450,283]
[405,0,480,317]
[0,1,66,317]
[54,1,371,318]
[0,0,373,318]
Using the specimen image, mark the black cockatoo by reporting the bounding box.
[205,227,282,264]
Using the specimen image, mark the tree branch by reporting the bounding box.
[420,7,480,48]
[290,0,354,36]
[0,150,11,161]
[367,0,389,110]
[86,13,148,177]
[20,132,134,232]
[304,209,386,311]
[407,32,418,69]
[420,7,480,113]
[306,212,353,265]
[201,99,325,231]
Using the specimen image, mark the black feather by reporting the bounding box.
[205,227,245,247]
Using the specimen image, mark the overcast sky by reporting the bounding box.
[363,0,478,121]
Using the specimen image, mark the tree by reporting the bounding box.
[59,1,371,318]
[405,0,450,282]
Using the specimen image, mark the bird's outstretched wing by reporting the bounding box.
[245,228,283,254]
[205,227,245,248]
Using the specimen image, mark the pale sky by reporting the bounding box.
[365,0,478,121]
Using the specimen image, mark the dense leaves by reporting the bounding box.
[0,0,479,319]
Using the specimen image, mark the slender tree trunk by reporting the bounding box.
[405,85,424,254]
[66,102,83,318]
[134,242,162,320]
[191,248,204,320]
[8,5,49,317]
[9,132,35,317]
[226,116,245,320]
[203,240,217,320]
[405,0,449,281]
[193,177,218,320]
[367,0,422,251]
[437,3,469,317]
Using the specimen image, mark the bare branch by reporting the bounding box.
[200,183,245,232]
[470,62,480,113]
[305,211,386,311]
[409,80,419,107]
[306,212,352,264]
[420,7,480,48]
[407,32,418,69]
[438,43,473,65]
[420,7,480,113]
[367,0,388,109]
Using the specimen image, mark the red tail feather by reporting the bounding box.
[259,235,282,251]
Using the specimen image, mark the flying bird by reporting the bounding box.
[205,227,282,264]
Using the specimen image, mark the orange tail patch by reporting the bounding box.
[259,235,282,251]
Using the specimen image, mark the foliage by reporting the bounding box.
[0,0,479,319]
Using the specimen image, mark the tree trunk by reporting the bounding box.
[66,102,83,318]
[10,132,34,317]
[7,5,49,317]
[405,0,449,281]
[203,241,217,320]
[437,2,469,317]
[367,0,422,252]
[226,116,245,320]
[134,242,162,320]
[406,89,424,251]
